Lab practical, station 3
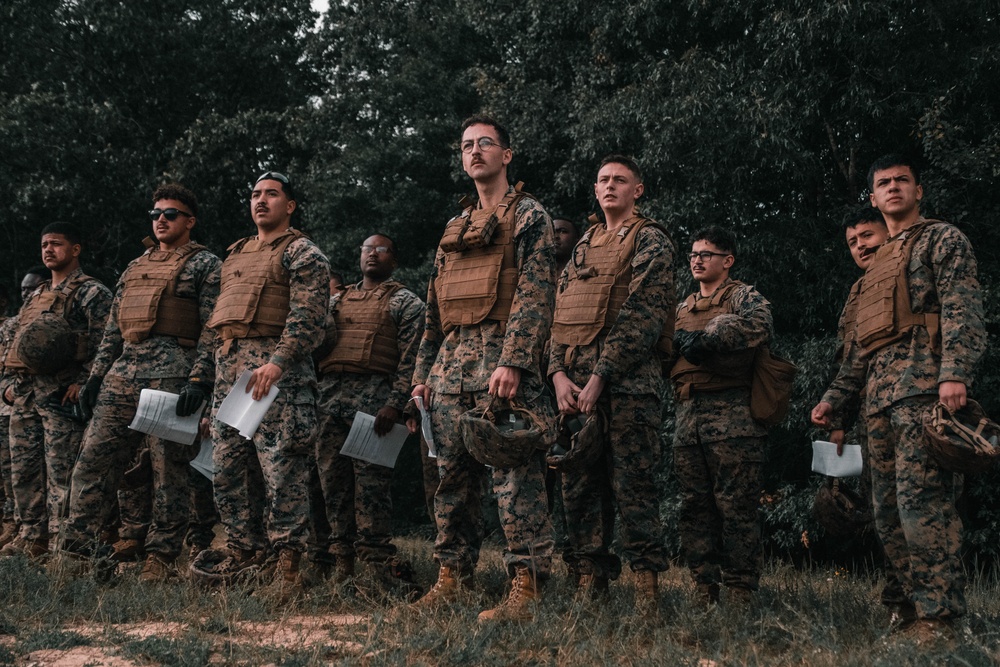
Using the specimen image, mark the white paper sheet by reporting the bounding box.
[811,440,863,477]
[189,437,214,481]
[340,411,409,468]
[216,370,279,439]
[412,396,436,458]
[128,389,202,445]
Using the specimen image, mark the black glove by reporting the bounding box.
[677,330,713,366]
[176,381,211,417]
[78,376,103,421]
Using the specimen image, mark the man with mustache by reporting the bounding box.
[205,171,330,599]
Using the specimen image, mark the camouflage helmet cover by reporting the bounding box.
[14,311,75,375]
[923,399,1000,475]
[460,399,550,468]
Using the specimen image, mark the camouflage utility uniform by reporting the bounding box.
[822,219,985,620]
[209,231,330,557]
[3,268,112,546]
[315,283,425,566]
[549,218,674,580]
[62,242,221,562]
[413,187,557,578]
[0,317,18,538]
[672,279,772,594]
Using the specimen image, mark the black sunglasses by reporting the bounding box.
[149,208,194,222]
[256,171,290,185]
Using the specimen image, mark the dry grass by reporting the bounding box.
[0,536,997,666]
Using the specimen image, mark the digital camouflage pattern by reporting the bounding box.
[413,190,556,577]
[549,223,674,577]
[63,244,221,560]
[211,235,330,555]
[315,286,425,563]
[673,281,772,592]
[822,220,984,620]
[5,268,111,543]
[0,317,17,526]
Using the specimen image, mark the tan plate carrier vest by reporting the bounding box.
[118,240,205,348]
[854,219,941,358]
[207,228,302,343]
[670,280,755,400]
[550,215,674,363]
[318,281,403,376]
[434,183,528,333]
[4,273,93,372]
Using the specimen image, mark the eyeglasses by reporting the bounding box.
[360,245,392,256]
[688,251,731,262]
[149,208,194,222]
[256,171,290,185]
[460,137,508,154]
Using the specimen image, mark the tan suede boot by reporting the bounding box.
[478,566,539,622]
[635,570,658,616]
[411,564,471,609]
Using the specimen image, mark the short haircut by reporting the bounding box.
[369,232,397,256]
[460,114,510,149]
[152,183,199,217]
[330,271,345,286]
[690,225,737,258]
[255,171,296,201]
[842,206,886,232]
[597,154,643,181]
[867,153,922,189]
[552,217,581,237]
[41,222,83,246]
[25,265,52,280]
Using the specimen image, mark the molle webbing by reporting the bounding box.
[4,273,93,371]
[118,243,205,347]
[207,228,302,340]
[670,281,753,399]
[318,281,402,376]
[435,185,526,333]
[855,220,941,357]
[551,216,673,352]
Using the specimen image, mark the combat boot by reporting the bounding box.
[478,566,540,622]
[273,549,303,602]
[411,564,472,609]
[574,572,610,601]
[111,538,145,562]
[333,555,355,584]
[696,582,720,605]
[0,520,19,549]
[635,570,658,616]
[0,535,49,559]
[900,618,957,647]
[138,554,175,583]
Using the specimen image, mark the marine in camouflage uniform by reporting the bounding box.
[814,156,985,634]
[313,234,425,589]
[1,224,112,557]
[412,116,556,621]
[671,226,772,603]
[549,156,673,601]
[208,172,330,589]
[0,314,16,544]
[62,185,221,581]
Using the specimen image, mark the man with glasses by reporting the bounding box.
[411,115,556,621]
[1,223,112,559]
[671,226,773,606]
[206,171,330,598]
[58,184,220,581]
[312,233,425,596]
[548,155,674,610]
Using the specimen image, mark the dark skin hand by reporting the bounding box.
[374,406,401,437]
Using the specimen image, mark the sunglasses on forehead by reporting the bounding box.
[149,208,194,221]
[256,171,290,185]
